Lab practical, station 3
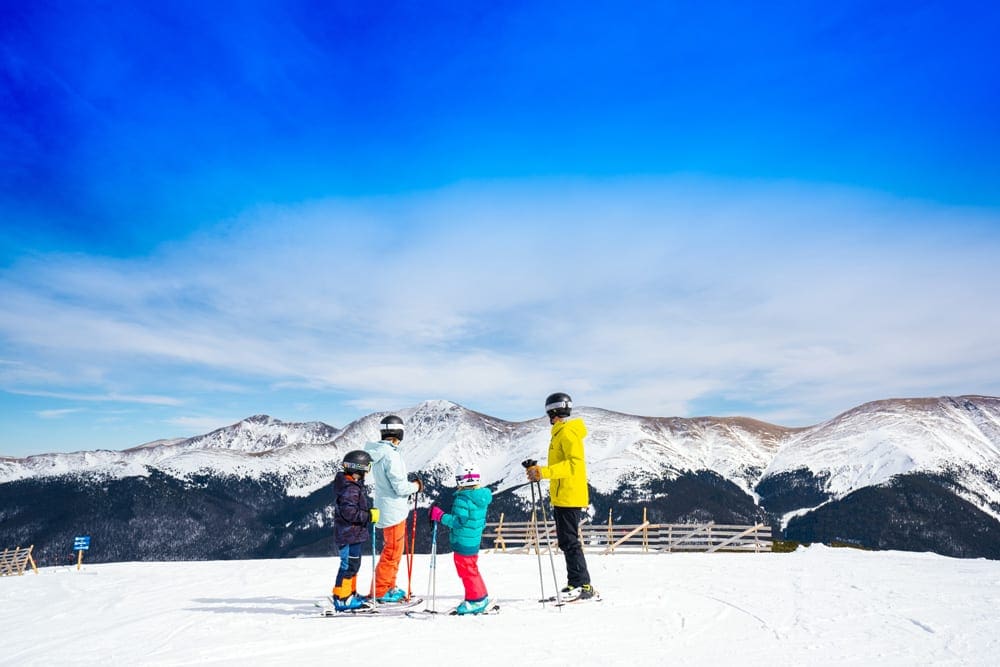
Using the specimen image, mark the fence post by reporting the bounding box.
[530,507,540,555]
[642,508,648,552]
[492,512,507,553]
[601,521,651,555]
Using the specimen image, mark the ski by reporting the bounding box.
[372,597,425,613]
[539,592,602,606]
[448,601,501,616]
[404,600,501,618]
[315,598,378,617]
[315,596,424,617]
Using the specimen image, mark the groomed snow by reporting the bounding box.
[2,546,998,665]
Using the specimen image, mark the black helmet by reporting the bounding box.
[545,392,573,418]
[342,449,372,474]
[379,415,405,442]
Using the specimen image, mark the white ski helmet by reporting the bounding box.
[455,464,481,488]
[379,415,405,442]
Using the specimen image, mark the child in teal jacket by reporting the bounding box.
[429,464,493,615]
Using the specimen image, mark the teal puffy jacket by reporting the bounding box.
[440,486,493,555]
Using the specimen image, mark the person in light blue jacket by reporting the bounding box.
[429,463,493,615]
[364,415,422,603]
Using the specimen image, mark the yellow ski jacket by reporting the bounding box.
[540,417,590,507]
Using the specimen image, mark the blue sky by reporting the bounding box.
[2,1,999,455]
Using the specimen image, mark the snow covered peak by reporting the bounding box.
[762,395,1000,497]
[3,396,999,510]
[244,414,273,423]
[171,415,341,454]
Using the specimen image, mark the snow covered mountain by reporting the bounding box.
[0,414,342,487]
[759,395,1000,524]
[0,400,791,493]
[128,414,341,454]
[765,396,1000,492]
[2,395,999,563]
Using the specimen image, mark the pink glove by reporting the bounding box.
[430,505,445,522]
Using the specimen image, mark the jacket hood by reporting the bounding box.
[459,486,493,509]
[552,417,587,439]
[363,439,395,463]
[333,470,360,494]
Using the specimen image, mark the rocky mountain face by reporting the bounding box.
[2,396,998,564]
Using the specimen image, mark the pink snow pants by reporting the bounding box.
[453,553,487,601]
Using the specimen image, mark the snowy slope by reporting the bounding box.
[0,401,786,497]
[150,414,340,453]
[3,396,999,514]
[580,409,789,495]
[762,395,1000,519]
[2,547,998,665]
[205,402,786,499]
[0,415,341,486]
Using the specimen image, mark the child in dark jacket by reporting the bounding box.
[429,463,494,615]
[332,450,379,611]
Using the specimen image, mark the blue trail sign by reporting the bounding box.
[74,535,91,570]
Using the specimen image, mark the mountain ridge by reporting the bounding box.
[2,395,999,562]
[4,395,999,495]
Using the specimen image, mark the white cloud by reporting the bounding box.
[8,387,184,407]
[36,408,83,419]
[2,177,999,429]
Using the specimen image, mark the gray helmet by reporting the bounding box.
[342,449,372,474]
[545,392,573,418]
[379,415,405,442]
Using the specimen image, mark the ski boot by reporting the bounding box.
[455,597,491,615]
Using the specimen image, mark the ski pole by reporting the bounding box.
[370,520,377,599]
[406,493,418,599]
[528,480,547,605]
[535,480,563,607]
[426,520,439,613]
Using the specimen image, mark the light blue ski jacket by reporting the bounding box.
[363,439,420,528]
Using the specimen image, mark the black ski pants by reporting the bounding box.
[553,506,591,588]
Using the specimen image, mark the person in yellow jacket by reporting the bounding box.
[525,392,596,601]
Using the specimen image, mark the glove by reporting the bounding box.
[408,474,423,493]
[429,505,445,522]
[369,508,380,524]
[526,465,542,482]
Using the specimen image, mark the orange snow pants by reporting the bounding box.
[374,521,406,597]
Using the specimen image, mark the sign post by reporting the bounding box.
[73,536,90,570]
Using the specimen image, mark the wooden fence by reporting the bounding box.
[0,545,39,576]
[483,511,772,554]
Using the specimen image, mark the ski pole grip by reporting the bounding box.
[521,459,537,469]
